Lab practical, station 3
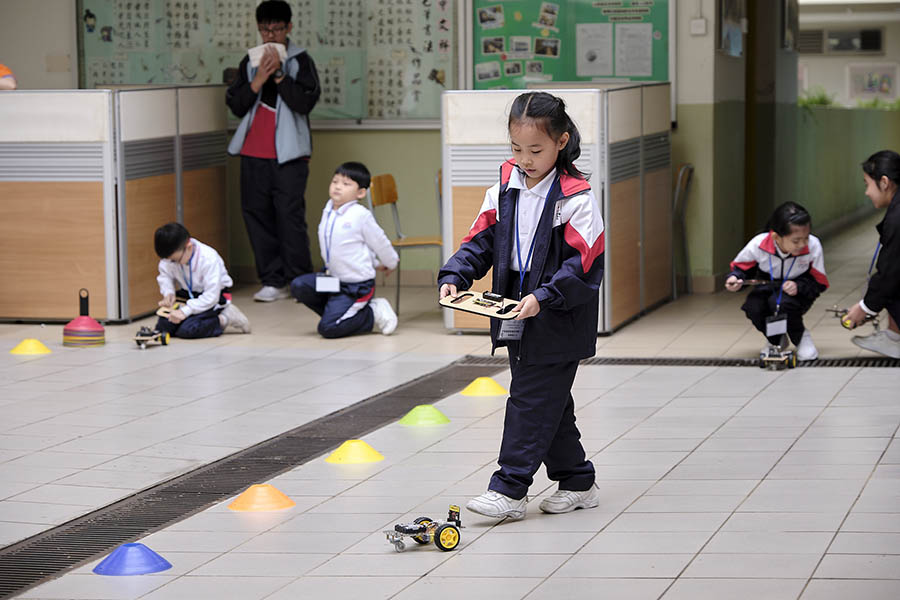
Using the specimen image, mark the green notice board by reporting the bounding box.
[472,0,668,89]
[79,0,455,120]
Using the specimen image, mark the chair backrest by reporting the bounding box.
[369,173,404,239]
[370,174,398,207]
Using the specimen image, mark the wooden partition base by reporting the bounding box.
[643,168,673,307]
[126,174,176,318]
[609,177,641,329]
[0,182,108,320]
[450,185,492,330]
[183,167,228,264]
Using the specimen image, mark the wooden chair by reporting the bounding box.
[367,172,443,313]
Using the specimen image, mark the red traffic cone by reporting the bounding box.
[63,289,105,347]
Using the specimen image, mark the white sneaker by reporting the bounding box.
[369,298,398,335]
[852,330,900,359]
[466,490,527,520]
[253,286,290,302]
[221,303,251,333]
[539,483,601,514]
[796,329,818,361]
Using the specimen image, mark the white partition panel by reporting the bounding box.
[178,85,228,135]
[0,91,110,142]
[642,83,672,135]
[119,88,177,141]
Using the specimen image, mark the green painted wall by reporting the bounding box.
[227,129,443,282]
[713,100,746,279]
[794,107,900,229]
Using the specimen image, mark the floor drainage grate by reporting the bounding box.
[0,362,502,599]
[458,355,900,368]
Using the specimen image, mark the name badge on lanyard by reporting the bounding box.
[498,319,524,340]
[317,208,341,293]
[765,314,788,337]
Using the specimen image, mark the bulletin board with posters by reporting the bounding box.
[469,0,670,89]
[77,0,456,121]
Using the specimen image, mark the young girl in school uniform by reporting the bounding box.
[725,202,829,360]
[438,92,605,520]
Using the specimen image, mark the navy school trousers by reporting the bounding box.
[290,273,375,339]
[741,287,815,346]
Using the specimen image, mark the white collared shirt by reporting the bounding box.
[507,167,558,271]
[318,199,399,283]
[156,238,232,317]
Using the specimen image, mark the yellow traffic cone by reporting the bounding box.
[324,440,385,464]
[10,339,51,355]
[228,484,295,512]
[399,404,451,426]
[460,376,507,396]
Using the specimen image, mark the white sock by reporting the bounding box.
[218,313,227,328]
[885,330,900,341]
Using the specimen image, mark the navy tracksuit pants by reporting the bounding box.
[290,273,375,339]
[155,307,223,339]
[488,273,595,500]
[741,287,814,346]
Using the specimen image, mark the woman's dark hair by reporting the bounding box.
[154,222,191,259]
[862,150,900,186]
[256,0,291,24]
[508,92,586,179]
[767,201,811,236]
[335,161,371,189]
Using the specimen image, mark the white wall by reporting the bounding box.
[799,21,900,106]
[676,0,717,104]
[0,0,78,89]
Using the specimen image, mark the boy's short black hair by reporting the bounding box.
[154,222,191,259]
[256,0,291,24]
[335,161,371,189]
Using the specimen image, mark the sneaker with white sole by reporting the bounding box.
[221,303,251,333]
[852,330,900,359]
[796,329,818,361]
[466,490,527,520]
[539,483,601,514]
[253,285,290,302]
[369,297,398,335]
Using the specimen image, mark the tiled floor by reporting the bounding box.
[3,212,899,599]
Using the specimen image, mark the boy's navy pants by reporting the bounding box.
[290,273,375,338]
[488,348,596,500]
[155,307,223,339]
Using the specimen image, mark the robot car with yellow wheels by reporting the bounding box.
[384,505,463,552]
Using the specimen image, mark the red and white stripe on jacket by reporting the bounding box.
[730,231,829,287]
[461,162,604,274]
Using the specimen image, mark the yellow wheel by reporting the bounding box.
[412,517,432,545]
[434,524,459,551]
[162,332,170,346]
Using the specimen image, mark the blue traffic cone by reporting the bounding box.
[92,543,172,576]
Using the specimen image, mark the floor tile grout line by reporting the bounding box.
[654,366,864,600]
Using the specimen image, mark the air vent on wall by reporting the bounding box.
[798,29,824,54]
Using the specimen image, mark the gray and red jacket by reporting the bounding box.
[729,231,829,299]
[438,160,605,364]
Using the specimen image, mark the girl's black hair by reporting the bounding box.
[256,0,291,24]
[508,92,586,179]
[862,150,900,186]
[335,161,371,189]
[767,201,811,236]
[154,222,191,259]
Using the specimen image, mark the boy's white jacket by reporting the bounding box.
[730,231,829,287]
[157,238,233,317]
[318,199,399,283]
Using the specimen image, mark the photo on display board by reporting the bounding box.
[509,36,532,56]
[478,4,505,29]
[504,61,523,76]
[476,61,502,81]
[847,63,898,101]
[535,2,559,30]
[534,37,560,58]
[482,36,505,55]
[526,60,544,75]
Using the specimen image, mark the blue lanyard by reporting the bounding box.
[514,176,558,299]
[181,250,195,299]
[867,242,881,281]
[323,208,338,268]
[768,252,797,312]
